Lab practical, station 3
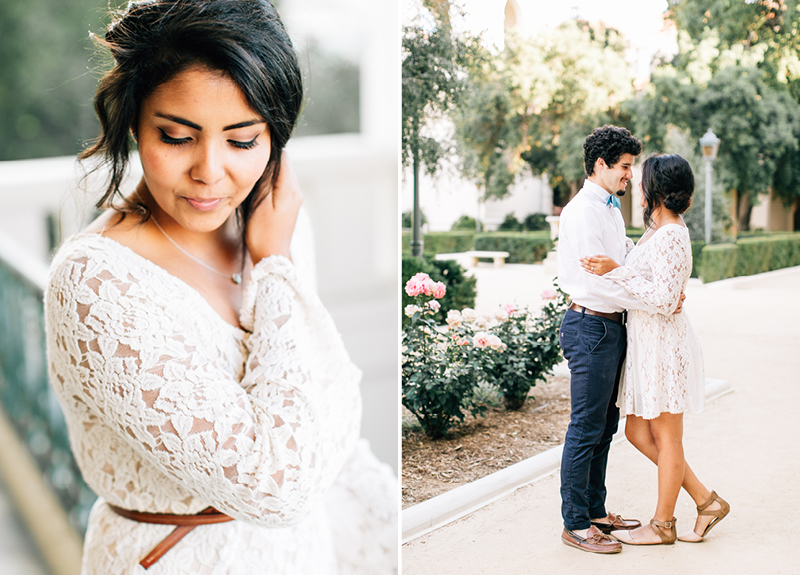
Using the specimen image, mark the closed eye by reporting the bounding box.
[158,129,191,146]
[229,136,259,150]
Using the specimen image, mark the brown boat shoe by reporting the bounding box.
[561,525,622,554]
[590,512,642,534]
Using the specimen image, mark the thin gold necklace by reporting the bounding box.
[151,217,242,284]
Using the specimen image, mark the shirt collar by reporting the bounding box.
[582,179,615,203]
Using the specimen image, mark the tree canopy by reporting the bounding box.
[626,0,800,230]
[453,20,636,204]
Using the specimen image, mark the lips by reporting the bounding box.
[185,197,222,211]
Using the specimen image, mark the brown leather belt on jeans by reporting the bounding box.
[108,503,234,569]
[569,302,623,324]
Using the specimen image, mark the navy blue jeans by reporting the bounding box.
[558,308,626,530]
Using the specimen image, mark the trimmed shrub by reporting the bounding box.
[700,244,738,283]
[424,231,476,255]
[700,234,800,283]
[523,213,548,231]
[498,213,523,231]
[401,255,476,326]
[474,232,553,264]
[690,241,705,278]
[401,231,476,256]
[451,215,477,231]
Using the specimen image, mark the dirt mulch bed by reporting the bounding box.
[402,374,573,509]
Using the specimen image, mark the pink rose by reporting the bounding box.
[541,289,557,300]
[503,302,517,314]
[405,272,431,297]
[457,338,470,346]
[432,281,446,299]
[427,300,441,312]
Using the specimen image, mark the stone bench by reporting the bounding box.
[435,250,510,268]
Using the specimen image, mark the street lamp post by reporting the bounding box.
[699,128,720,245]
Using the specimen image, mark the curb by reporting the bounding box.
[402,377,732,543]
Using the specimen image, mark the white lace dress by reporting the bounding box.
[603,224,704,420]
[44,233,397,575]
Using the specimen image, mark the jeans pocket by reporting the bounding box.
[585,319,609,355]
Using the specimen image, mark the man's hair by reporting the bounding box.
[583,125,643,176]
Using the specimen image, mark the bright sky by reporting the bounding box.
[525,0,671,45]
[452,0,678,82]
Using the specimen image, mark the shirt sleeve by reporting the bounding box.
[603,227,690,315]
[45,251,362,527]
[563,203,652,311]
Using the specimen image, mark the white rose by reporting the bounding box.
[461,308,477,323]
[404,304,422,317]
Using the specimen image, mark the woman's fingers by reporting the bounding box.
[246,153,303,263]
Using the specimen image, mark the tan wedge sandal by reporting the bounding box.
[612,518,677,545]
[678,490,730,542]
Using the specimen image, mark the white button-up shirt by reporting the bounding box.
[557,180,648,313]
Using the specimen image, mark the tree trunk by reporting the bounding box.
[737,190,752,232]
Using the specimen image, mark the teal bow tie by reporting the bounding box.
[606,195,621,209]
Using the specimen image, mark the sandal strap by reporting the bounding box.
[650,517,677,544]
[651,517,676,529]
[697,490,718,513]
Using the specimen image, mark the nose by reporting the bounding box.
[189,141,225,185]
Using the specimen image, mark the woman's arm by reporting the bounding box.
[581,227,690,315]
[46,247,361,527]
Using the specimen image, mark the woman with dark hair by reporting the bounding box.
[43,1,396,572]
[582,153,729,546]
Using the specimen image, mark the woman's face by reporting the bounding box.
[136,65,271,234]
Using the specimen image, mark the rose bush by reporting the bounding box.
[402,272,570,437]
[402,274,500,439]
[479,288,569,409]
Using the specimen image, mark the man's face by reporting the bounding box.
[595,153,635,196]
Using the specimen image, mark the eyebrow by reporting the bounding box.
[154,112,264,132]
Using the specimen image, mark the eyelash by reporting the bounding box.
[158,130,258,150]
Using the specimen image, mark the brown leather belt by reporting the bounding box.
[569,302,624,324]
[108,503,234,569]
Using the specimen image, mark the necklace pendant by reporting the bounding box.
[232,273,242,285]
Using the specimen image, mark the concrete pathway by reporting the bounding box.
[402,265,800,574]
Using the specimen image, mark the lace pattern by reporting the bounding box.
[45,233,396,574]
[604,225,704,419]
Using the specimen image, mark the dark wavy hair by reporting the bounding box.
[641,153,695,227]
[583,125,642,176]
[80,0,303,233]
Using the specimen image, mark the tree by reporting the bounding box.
[454,20,637,210]
[627,66,800,231]
[402,0,475,253]
[668,0,800,98]
[0,0,123,160]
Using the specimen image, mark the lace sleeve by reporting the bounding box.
[603,227,690,315]
[625,236,636,256]
[45,249,361,527]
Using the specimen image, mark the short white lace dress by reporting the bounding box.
[44,233,397,575]
[604,224,704,420]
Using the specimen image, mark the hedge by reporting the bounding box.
[699,234,800,283]
[401,229,800,281]
[401,231,475,256]
[699,244,738,283]
[473,232,553,263]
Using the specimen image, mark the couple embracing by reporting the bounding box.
[557,125,729,553]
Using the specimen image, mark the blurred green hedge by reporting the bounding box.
[473,232,552,263]
[401,231,552,263]
[700,234,800,283]
[401,230,800,283]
